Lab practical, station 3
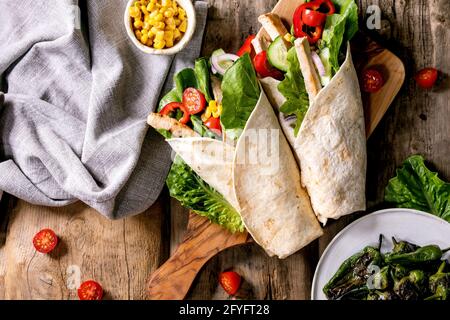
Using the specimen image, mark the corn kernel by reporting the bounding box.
[165,38,174,47]
[154,40,166,49]
[155,21,165,29]
[155,13,164,21]
[164,8,174,18]
[174,28,181,39]
[174,18,181,26]
[162,0,171,7]
[149,10,158,19]
[179,19,187,32]
[178,7,185,16]
[146,2,154,11]
[135,30,142,39]
[143,21,151,30]
[150,26,159,34]
[155,30,165,41]
[146,38,153,46]
[166,24,176,31]
[141,33,148,44]
[164,30,173,41]
[134,19,143,29]
[130,6,141,18]
[140,5,148,15]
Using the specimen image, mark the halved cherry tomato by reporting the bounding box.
[237,34,256,57]
[160,102,190,124]
[33,229,58,254]
[302,9,326,27]
[361,68,385,93]
[78,280,103,300]
[183,88,206,115]
[253,51,284,80]
[415,68,439,89]
[219,271,241,296]
[204,116,222,135]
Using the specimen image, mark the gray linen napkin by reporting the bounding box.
[0,0,208,219]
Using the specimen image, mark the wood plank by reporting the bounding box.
[0,199,166,300]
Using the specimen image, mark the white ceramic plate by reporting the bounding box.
[311,208,450,300]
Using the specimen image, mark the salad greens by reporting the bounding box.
[220,53,261,140]
[277,47,310,136]
[319,0,358,74]
[385,155,450,222]
[166,156,244,233]
[158,57,214,111]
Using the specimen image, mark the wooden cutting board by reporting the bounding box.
[147,0,405,300]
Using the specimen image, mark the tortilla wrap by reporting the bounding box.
[261,44,367,225]
[166,89,323,258]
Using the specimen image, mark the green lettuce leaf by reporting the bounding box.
[278,47,309,136]
[220,53,260,137]
[385,155,450,222]
[167,156,245,233]
[319,0,359,74]
[194,57,214,102]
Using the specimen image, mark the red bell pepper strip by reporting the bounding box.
[159,102,190,124]
[253,51,284,80]
[237,35,256,57]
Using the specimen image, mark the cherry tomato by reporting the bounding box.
[183,88,206,115]
[415,68,439,89]
[237,35,256,57]
[33,229,58,254]
[302,9,326,27]
[78,280,103,300]
[361,68,385,93]
[219,271,241,296]
[204,117,222,135]
[159,102,190,124]
[253,51,284,80]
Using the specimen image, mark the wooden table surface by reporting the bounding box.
[0,0,448,300]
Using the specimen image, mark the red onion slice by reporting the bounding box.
[211,53,240,75]
[311,51,326,77]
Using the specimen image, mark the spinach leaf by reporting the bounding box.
[158,68,198,111]
[220,53,260,137]
[194,57,214,102]
[167,156,244,233]
[385,155,450,222]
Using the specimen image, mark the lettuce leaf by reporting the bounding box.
[278,47,309,136]
[220,53,260,137]
[319,0,359,74]
[385,155,450,222]
[167,156,244,233]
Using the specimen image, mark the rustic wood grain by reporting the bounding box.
[0,0,447,300]
[0,198,166,300]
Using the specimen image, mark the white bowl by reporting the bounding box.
[124,0,196,55]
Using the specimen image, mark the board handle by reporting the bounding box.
[148,214,249,300]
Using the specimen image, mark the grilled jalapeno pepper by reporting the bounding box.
[323,246,383,300]
[385,245,443,265]
[393,270,427,300]
[425,262,450,300]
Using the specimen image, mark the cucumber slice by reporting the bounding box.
[267,36,289,72]
[318,48,333,86]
